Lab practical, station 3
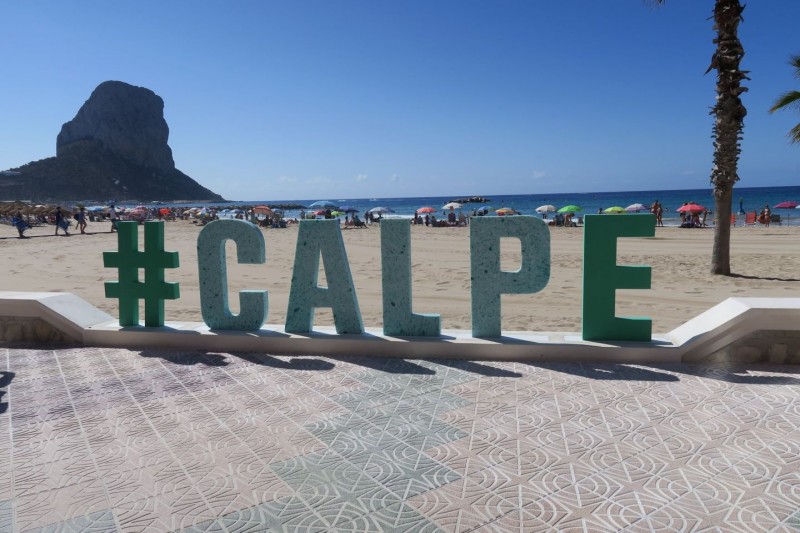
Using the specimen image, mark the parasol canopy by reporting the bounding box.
[442,202,463,210]
[309,200,339,209]
[557,205,582,213]
[416,206,436,214]
[677,203,705,213]
[603,206,626,214]
[774,201,798,209]
[368,206,395,214]
[626,203,647,212]
[535,205,556,213]
[496,208,518,216]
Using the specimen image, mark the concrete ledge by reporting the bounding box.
[1,292,799,364]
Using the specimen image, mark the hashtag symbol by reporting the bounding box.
[104,221,180,327]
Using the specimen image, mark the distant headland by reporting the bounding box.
[0,81,225,203]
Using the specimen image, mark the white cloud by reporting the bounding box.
[389,174,399,183]
[681,170,697,176]
[277,175,297,183]
[532,170,547,179]
[304,176,333,186]
[355,173,368,182]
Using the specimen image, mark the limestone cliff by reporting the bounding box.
[1,81,224,202]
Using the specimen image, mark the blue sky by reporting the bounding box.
[1,1,799,201]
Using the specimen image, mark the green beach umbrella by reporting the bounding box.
[603,206,626,214]
[558,205,582,213]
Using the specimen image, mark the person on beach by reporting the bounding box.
[12,210,29,238]
[54,207,70,236]
[764,205,771,227]
[108,205,118,232]
[424,214,430,226]
[656,203,664,227]
[76,207,87,234]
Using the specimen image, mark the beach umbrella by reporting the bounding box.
[309,200,339,209]
[557,205,582,213]
[626,203,647,212]
[677,204,705,213]
[442,202,463,210]
[339,206,359,213]
[253,206,273,215]
[368,206,395,214]
[603,206,626,214]
[416,206,436,214]
[774,201,798,224]
[314,210,327,216]
[331,210,344,217]
[535,205,556,213]
[496,208,518,216]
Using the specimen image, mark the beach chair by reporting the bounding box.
[744,212,756,226]
[770,214,782,225]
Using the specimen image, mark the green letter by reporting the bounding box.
[381,219,440,336]
[582,214,655,341]
[285,220,363,334]
[197,219,267,331]
[470,216,550,337]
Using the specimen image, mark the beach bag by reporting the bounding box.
[58,219,69,230]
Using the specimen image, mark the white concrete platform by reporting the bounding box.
[2,292,800,364]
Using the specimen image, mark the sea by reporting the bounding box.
[125,185,800,226]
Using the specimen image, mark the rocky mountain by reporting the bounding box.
[0,81,224,202]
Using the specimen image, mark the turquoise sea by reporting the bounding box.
[151,185,800,226]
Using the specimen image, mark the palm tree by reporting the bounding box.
[769,54,800,143]
[655,0,747,275]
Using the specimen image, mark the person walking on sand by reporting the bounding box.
[12,210,29,238]
[55,206,70,236]
[108,204,118,232]
[76,206,87,234]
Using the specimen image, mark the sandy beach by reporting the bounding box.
[2,219,798,334]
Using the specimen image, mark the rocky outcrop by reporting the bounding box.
[450,196,492,204]
[57,81,175,171]
[0,81,224,202]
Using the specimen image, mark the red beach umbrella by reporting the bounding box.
[417,207,436,214]
[677,204,705,213]
[774,200,798,224]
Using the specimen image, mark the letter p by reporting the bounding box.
[470,216,550,337]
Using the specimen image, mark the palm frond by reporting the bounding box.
[789,123,800,144]
[769,91,800,113]
[791,54,800,78]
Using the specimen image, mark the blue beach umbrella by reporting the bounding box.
[309,200,339,208]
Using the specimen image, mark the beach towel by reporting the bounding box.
[13,218,28,233]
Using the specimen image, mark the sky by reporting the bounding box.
[1,1,799,202]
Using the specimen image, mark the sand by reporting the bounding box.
[2,218,799,334]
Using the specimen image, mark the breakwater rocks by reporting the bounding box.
[449,196,491,204]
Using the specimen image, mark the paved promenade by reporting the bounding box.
[0,345,799,532]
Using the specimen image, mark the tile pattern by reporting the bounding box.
[1,346,799,531]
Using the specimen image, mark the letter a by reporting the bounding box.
[285,220,363,334]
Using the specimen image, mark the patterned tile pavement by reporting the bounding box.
[0,345,799,532]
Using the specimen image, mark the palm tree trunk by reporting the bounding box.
[709,0,747,275]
